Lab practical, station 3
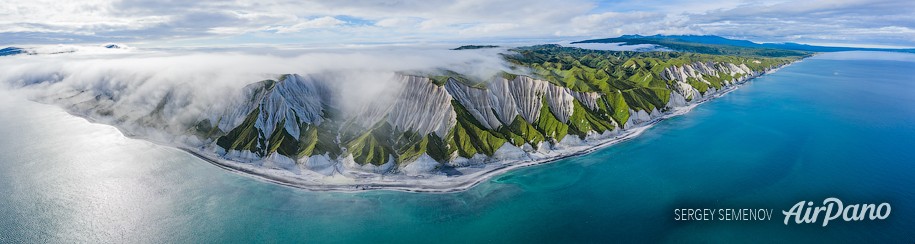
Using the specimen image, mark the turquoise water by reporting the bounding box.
[1,52,914,243]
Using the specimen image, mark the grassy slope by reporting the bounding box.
[214,45,803,166]
[504,45,798,114]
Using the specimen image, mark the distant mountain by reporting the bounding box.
[574,35,915,56]
[0,46,76,56]
[452,45,499,50]
[0,47,28,56]
[1,44,127,57]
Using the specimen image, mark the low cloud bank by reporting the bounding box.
[0,45,512,138]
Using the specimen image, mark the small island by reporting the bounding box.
[451,45,500,50]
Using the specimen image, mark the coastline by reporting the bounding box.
[175,61,798,193]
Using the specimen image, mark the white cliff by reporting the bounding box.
[504,76,547,124]
[544,85,575,123]
[571,91,601,110]
[5,43,797,192]
[488,78,521,125]
[444,79,503,129]
[444,75,580,128]
[661,61,755,101]
[216,74,327,139]
[385,76,456,137]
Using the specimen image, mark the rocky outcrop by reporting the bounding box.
[660,61,758,100]
[488,78,521,125]
[216,74,327,139]
[661,62,754,84]
[444,79,503,129]
[384,76,456,137]
[210,60,773,176]
[504,76,547,124]
[444,76,581,128]
[4,42,798,190]
[571,91,601,110]
[544,84,575,123]
[668,91,688,108]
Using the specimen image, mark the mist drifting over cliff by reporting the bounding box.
[0,45,511,135]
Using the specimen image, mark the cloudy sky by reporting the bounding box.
[2,0,914,48]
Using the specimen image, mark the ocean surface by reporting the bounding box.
[1,51,914,243]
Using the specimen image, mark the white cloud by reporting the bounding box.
[374,17,420,28]
[273,17,346,34]
[459,23,519,36]
[0,0,913,47]
[0,45,512,138]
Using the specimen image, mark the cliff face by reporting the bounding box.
[660,62,754,85]
[246,74,326,139]
[384,76,456,137]
[28,45,793,179]
[211,74,330,159]
[660,61,758,101]
[444,76,589,129]
[206,58,782,177]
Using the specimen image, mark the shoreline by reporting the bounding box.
[181,118,655,193]
[176,62,795,193]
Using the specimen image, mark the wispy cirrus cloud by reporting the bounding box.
[272,17,347,34]
[1,0,913,47]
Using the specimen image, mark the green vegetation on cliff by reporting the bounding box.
[212,44,803,167]
[503,44,797,113]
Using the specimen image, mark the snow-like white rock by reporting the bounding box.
[300,154,337,176]
[385,76,456,137]
[571,91,601,110]
[447,154,488,167]
[264,153,298,171]
[505,76,547,124]
[402,154,440,176]
[556,135,586,148]
[342,154,395,174]
[445,79,503,129]
[222,149,261,163]
[544,85,575,123]
[649,107,661,118]
[488,77,521,125]
[661,61,751,87]
[625,109,652,127]
[444,75,582,128]
[490,142,530,162]
[668,91,688,107]
[216,74,326,139]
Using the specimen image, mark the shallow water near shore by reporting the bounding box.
[2,51,914,243]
